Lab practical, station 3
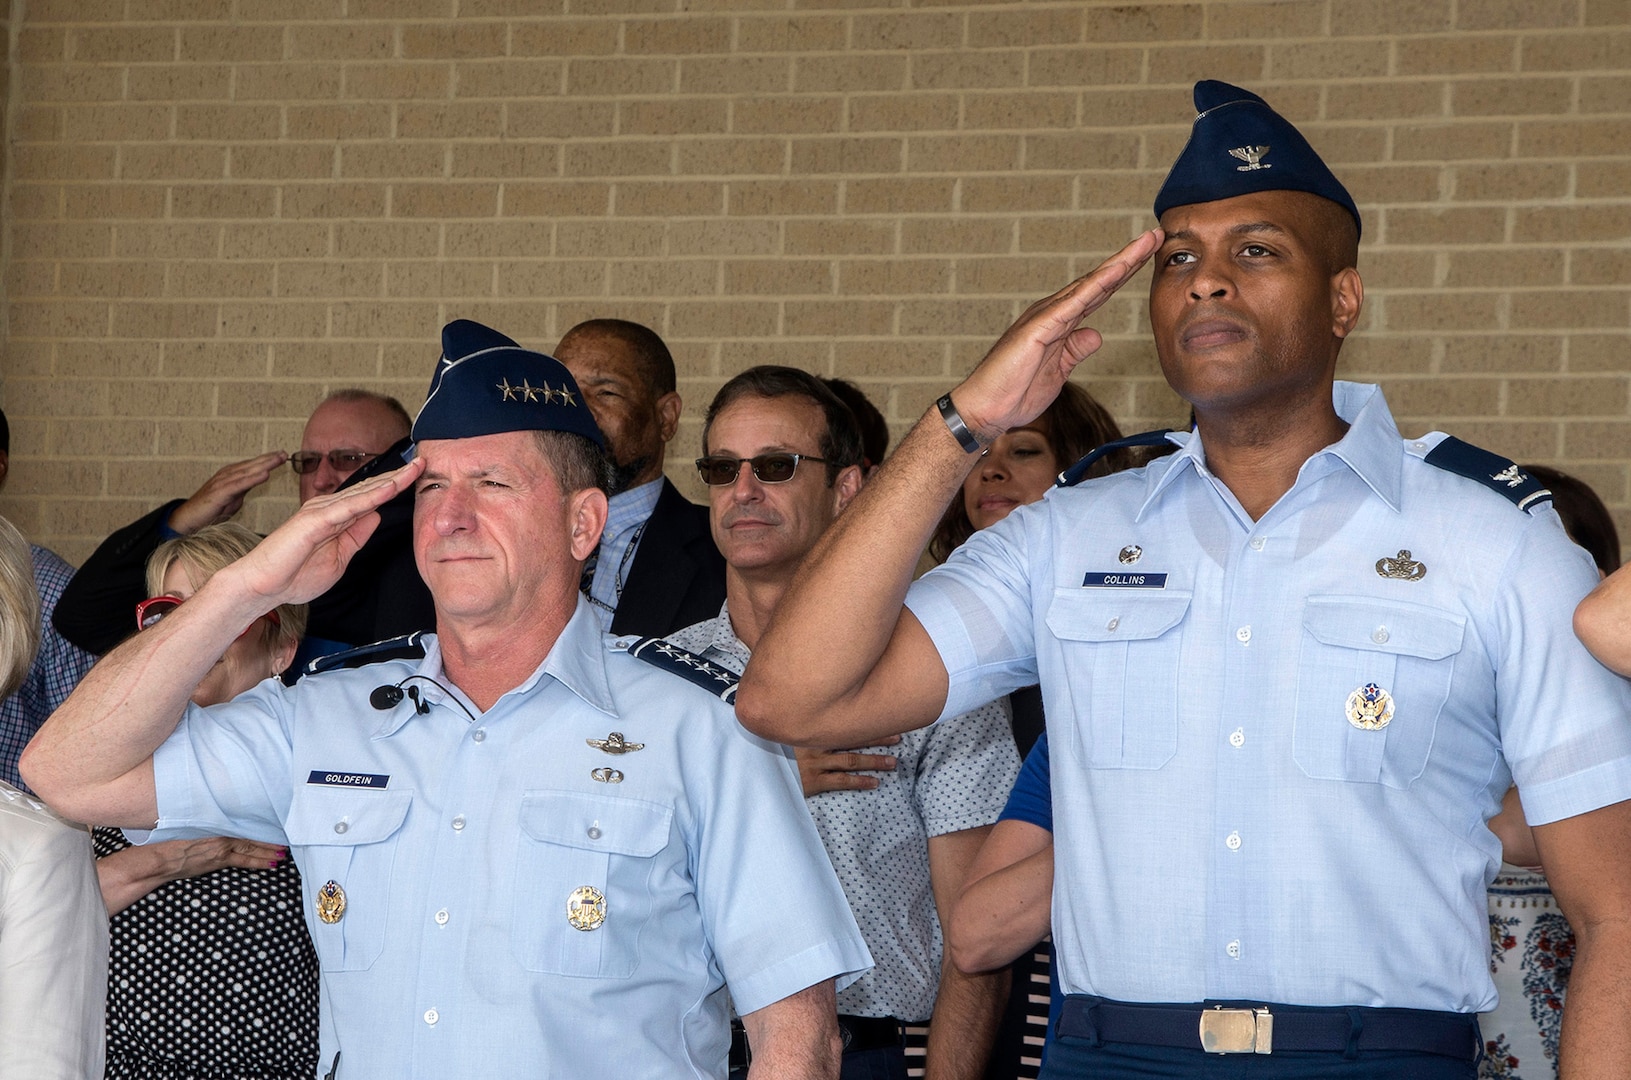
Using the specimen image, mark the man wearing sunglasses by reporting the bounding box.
[24,320,868,1080]
[54,389,411,657]
[670,367,1018,1080]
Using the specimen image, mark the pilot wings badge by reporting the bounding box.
[1229,145,1271,171]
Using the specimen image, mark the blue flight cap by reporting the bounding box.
[412,319,605,448]
[1153,80,1362,239]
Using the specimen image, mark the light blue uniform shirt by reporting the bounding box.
[906,382,1631,1013]
[146,600,870,1079]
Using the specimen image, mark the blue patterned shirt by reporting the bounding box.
[1,546,96,791]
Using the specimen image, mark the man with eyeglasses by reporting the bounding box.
[554,319,727,638]
[669,366,1019,1080]
[55,389,413,657]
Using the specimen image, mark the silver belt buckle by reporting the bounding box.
[1198,1006,1274,1054]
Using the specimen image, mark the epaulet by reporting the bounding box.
[304,631,428,676]
[625,637,738,704]
[1057,428,1176,488]
[1420,437,1553,514]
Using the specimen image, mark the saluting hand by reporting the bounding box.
[166,451,289,535]
[953,229,1163,440]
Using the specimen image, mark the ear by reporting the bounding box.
[0,450,9,491]
[1330,267,1364,340]
[269,629,299,678]
[656,391,682,445]
[831,463,865,517]
[568,487,609,562]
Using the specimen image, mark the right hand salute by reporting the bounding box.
[951,229,1163,441]
[166,451,289,536]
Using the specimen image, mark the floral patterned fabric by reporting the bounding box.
[1480,866,1573,1080]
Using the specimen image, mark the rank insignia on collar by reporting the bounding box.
[1375,550,1426,581]
[316,880,347,924]
[587,732,644,755]
[1118,545,1142,565]
[1346,683,1394,730]
[626,637,740,703]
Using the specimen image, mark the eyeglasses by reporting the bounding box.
[695,453,829,486]
[136,595,281,635]
[289,449,377,476]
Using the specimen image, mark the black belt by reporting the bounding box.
[729,1014,904,1072]
[1057,996,1481,1061]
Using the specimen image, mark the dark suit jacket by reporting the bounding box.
[608,478,727,640]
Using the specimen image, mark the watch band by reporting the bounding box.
[936,393,984,454]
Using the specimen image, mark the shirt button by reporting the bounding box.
[472,729,487,743]
[451,815,466,832]
[587,826,602,840]
[435,908,449,926]
[1225,830,1242,851]
[1372,626,1390,644]
[1249,537,1265,551]
[1226,940,1241,959]
[1106,616,1120,632]
[1235,625,1251,644]
[1229,727,1245,748]
[1413,441,1427,452]
[423,1008,439,1026]
[333,821,348,835]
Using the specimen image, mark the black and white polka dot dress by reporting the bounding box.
[94,828,319,1080]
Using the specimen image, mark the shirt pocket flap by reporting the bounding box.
[518,791,672,858]
[1046,588,1194,643]
[1303,596,1466,660]
[285,787,412,846]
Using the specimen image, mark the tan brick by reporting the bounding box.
[58,261,166,298]
[901,217,1014,255]
[1521,30,1631,70]
[1579,162,1631,199]
[1570,334,1631,372]
[113,223,216,258]
[783,300,896,337]
[1201,0,1328,38]
[1511,290,1627,329]
[1574,250,1631,286]
[1355,250,1437,289]
[668,219,780,256]
[728,180,838,217]
[1083,4,1203,41]
[286,104,392,140]
[18,27,66,63]
[1151,44,1266,85]
[63,104,172,143]
[1019,215,1154,254]
[848,93,959,133]
[961,175,1073,213]
[955,256,1074,295]
[450,144,558,181]
[1074,86,1192,127]
[675,138,787,176]
[669,301,778,338]
[715,340,832,380]
[717,259,826,296]
[1509,376,1628,417]
[128,63,232,101]
[964,6,1082,47]
[288,23,396,60]
[789,136,901,176]
[1381,377,1503,417]
[1441,335,1563,373]
[350,0,453,16]
[733,97,843,135]
[4,376,111,418]
[231,143,336,180]
[735,14,848,53]
[240,0,345,17]
[19,66,124,104]
[275,261,384,298]
[910,50,1026,92]
[964,90,1078,130]
[455,60,566,99]
[156,420,269,457]
[13,105,62,144]
[177,102,283,140]
[624,16,732,54]
[105,379,218,419]
[343,62,452,100]
[611,259,720,297]
[1337,336,1435,376]
[6,261,58,299]
[1460,0,1581,28]
[331,300,441,340]
[111,301,219,339]
[172,184,276,219]
[446,221,556,257]
[836,258,951,295]
[1024,132,1142,171]
[387,261,496,298]
[1444,249,1564,287]
[1514,205,1631,243]
[615,180,724,216]
[507,100,616,139]
[564,140,674,178]
[216,380,330,419]
[1384,292,1502,330]
[1302,124,1388,167]
[1342,164,1445,205]
[785,220,896,256]
[393,103,501,142]
[3,460,105,499]
[1519,119,1631,158]
[1027,47,1146,88]
[1581,76,1631,114]
[127,0,234,20]
[392,182,498,218]
[845,177,955,215]
[53,419,158,457]
[1565,421,1631,459]
[11,221,112,260]
[567,58,676,97]
[222,223,330,259]
[8,300,112,339]
[180,25,283,61]
[1451,163,1567,201]
[63,184,167,220]
[340,142,448,178]
[336,222,439,259]
[1326,82,1445,122]
[11,184,64,221]
[620,98,729,136]
[793,55,908,94]
[218,301,327,339]
[906,135,1021,173]
[15,145,118,181]
[1452,77,1574,118]
[442,302,551,340]
[509,19,616,57]
[236,63,342,102]
[1397,36,1517,75]
[680,56,791,95]
[68,25,177,63]
[853,11,963,50]
[58,341,163,379]
[281,183,387,219]
[1393,122,1513,161]
[503,181,609,217]
[496,261,607,299]
[270,341,382,378]
[401,21,506,59]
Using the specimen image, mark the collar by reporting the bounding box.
[604,477,664,539]
[1135,381,1403,521]
[371,597,618,738]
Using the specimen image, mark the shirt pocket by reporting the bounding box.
[512,790,674,980]
[285,787,413,972]
[1045,588,1193,770]
[1292,596,1466,787]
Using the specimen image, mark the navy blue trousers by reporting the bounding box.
[1038,1036,1478,1080]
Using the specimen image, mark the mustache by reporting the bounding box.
[719,506,784,529]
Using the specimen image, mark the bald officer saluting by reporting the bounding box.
[738,81,1631,1079]
[24,319,869,1080]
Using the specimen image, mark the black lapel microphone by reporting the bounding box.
[369,683,430,714]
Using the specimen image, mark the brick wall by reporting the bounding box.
[1,1,1627,562]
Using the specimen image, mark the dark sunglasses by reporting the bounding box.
[695,453,829,486]
[136,595,281,635]
[289,449,377,476]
